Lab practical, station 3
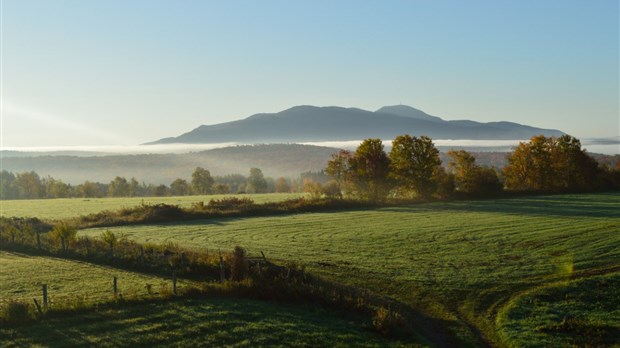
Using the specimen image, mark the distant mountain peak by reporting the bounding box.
[145,104,564,145]
[376,105,443,122]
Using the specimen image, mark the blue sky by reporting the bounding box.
[1,0,618,147]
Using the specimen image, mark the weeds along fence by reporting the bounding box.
[0,216,411,335]
[0,276,185,313]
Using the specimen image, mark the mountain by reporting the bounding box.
[147,105,564,144]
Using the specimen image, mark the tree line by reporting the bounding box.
[2,135,618,201]
[322,134,620,201]
[0,167,320,200]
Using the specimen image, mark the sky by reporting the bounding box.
[1,0,618,147]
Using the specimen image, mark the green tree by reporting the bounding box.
[170,178,190,196]
[0,171,18,199]
[129,178,141,197]
[389,135,441,198]
[108,176,130,197]
[191,167,214,195]
[325,150,352,198]
[247,168,268,193]
[212,183,231,194]
[348,139,391,201]
[15,171,43,199]
[50,221,77,252]
[77,181,103,198]
[101,230,118,257]
[153,184,170,196]
[43,176,70,198]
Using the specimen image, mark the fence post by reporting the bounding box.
[219,251,225,283]
[113,277,118,300]
[33,299,42,314]
[257,260,262,278]
[42,284,48,307]
[172,270,177,295]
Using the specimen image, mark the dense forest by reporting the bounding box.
[0,167,330,200]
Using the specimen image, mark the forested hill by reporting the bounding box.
[1,144,337,185]
[147,105,564,144]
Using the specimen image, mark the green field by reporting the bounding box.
[0,298,398,347]
[497,272,620,347]
[80,193,620,346]
[0,193,303,219]
[0,251,184,306]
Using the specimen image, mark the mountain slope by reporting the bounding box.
[147,105,564,144]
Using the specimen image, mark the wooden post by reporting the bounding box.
[113,277,118,300]
[172,270,177,295]
[33,299,42,314]
[42,284,48,307]
[36,231,41,251]
[219,251,225,283]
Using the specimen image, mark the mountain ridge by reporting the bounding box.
[146,105,564,145]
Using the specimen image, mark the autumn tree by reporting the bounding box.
[504,135,601,192]
[348,139,391,201]
[191,167,214,195]
[389,135,441,198]
[448,150,501,196]
[274,177,291,193]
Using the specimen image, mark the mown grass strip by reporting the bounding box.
[0,298,407,348]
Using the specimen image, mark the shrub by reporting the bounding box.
[207,197,254,210]
[371,306,405,336]
[1,301,32,325]
[229,246,249,281]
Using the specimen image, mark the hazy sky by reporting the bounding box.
[1,0,618,147]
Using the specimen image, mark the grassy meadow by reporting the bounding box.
[0,298,400,348]
[80,192,620,346]
[0,251,185,307]
[0,193,303,219]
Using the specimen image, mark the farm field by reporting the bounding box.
[0,193,303,219]
[0,298,399,347]
[0,251,184,306]
[81,192,620,346]
[496,272,620,347]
